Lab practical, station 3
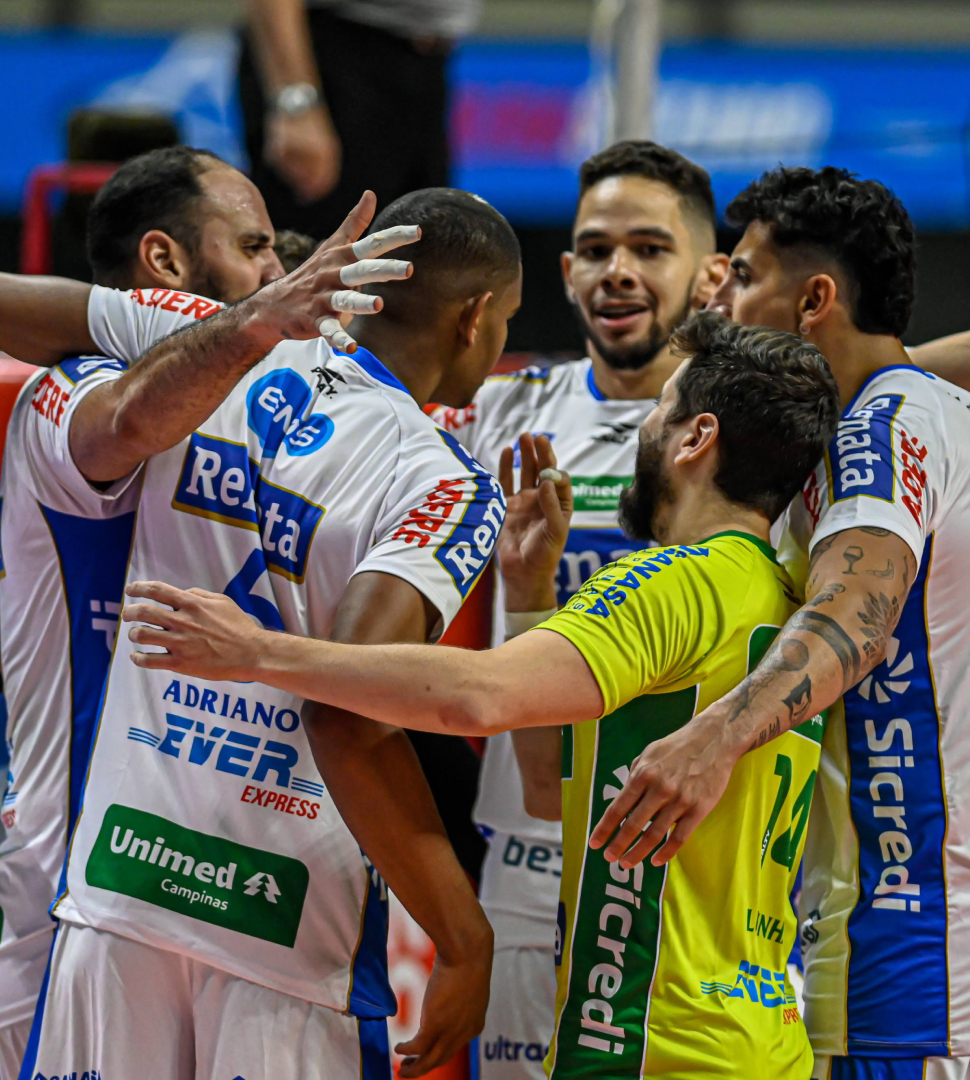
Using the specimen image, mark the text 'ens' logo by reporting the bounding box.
[246,369,334,458]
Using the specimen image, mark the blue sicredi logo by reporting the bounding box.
[172,433,325,583]
[245,369,334,458]
[829,393,904,504]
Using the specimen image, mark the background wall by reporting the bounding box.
[1,0,968,351]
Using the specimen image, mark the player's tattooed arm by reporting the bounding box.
[587,525,917,869]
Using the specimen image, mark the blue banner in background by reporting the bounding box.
[1,30,968,228]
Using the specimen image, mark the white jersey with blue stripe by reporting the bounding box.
[435,358,655,924]
[779,364,970,1057]
[0,357,140,1027]
[52,287,505,1010]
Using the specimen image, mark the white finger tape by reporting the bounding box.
[539,468,563,484]
[316,317,355,351]
[351,225,421,260]
[339,259,411,286]
[330,290,380,314]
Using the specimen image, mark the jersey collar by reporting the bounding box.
[702,530,779,565]
[844,362,932,417]
[586,361,608,401]
[334,344,412,397]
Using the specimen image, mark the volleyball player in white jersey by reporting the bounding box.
[593,167,970,1080]
[0,146,289,1078]
[432,142,726,1079]
[8,188,518,1079]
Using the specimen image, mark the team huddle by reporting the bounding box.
[1,135,970,1080]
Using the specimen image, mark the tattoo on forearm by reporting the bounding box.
[781,674,813,725]
[867,560,895,579]
[791,609,863,689]
[859,526,890,537]
[857,591,900,663]
[752,716,783,750]
[842,546,864,575]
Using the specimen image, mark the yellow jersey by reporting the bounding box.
[538,531,822,1079]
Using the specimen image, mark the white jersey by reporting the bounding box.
[437,359,654,931]
[52,287,505,1011]
[780,364,970,1056]
[0,356,141,1027]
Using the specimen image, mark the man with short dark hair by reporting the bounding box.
[593,166,970,1080]
[431,140,729,1077]
[14,185,521,1079]
[0,156,405,1077]
[121,309,840,1080]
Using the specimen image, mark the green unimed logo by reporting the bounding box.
[570,475,632,513]
[86,804,309,947]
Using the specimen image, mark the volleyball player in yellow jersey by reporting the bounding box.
[120,312,841,1079]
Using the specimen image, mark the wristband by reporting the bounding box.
[274,82,321,116]
[504,607,557,641]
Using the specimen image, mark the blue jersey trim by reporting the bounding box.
[337,345,411,397]
[39,506,136,844]
[844,535,949,1056]
[358,1017,393,1080]
[348,858,397,1019]
[845,363,933,416]
[585,363,607,401]
[17,923,57,1080]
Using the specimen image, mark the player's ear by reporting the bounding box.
[797,274,839,336]
[458,291,493,347]
[691,254,730,310]
[138,230,191,289]
[561,250,577,305]
[673,412,719,465]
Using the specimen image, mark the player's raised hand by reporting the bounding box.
[122,581,269,682]
[496,432,573,613]
[241,189,420,353]
[395,933,493,1079]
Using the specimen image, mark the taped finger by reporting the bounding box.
[352,225,421,259]
[329,291,381,315]
[339,259,412,286]
[316,317,357,352]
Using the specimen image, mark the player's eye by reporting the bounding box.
[580,245,611,261]
[638,244,666,258]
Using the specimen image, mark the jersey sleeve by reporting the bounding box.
[536,545,724,716]
[351,421,506,639]
[14,358,140,516]
[807,375,944,568]
[88,285,224,362]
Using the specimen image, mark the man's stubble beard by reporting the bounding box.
[573,286,695,373]
[618,427,676,543]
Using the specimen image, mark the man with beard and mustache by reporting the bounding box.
[0,147,421,1076]
[119,309,839,1080]
[431,139,727,1078]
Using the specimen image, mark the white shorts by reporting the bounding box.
[0,1015,30,1080]
[812,1055,970,1079]
[23,923,392,1080]
[478,946,556,1080]
[0,926,53,1029]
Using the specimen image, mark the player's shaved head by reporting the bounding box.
[361,188,521,325]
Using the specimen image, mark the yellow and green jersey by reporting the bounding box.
[538,531,823,1080]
